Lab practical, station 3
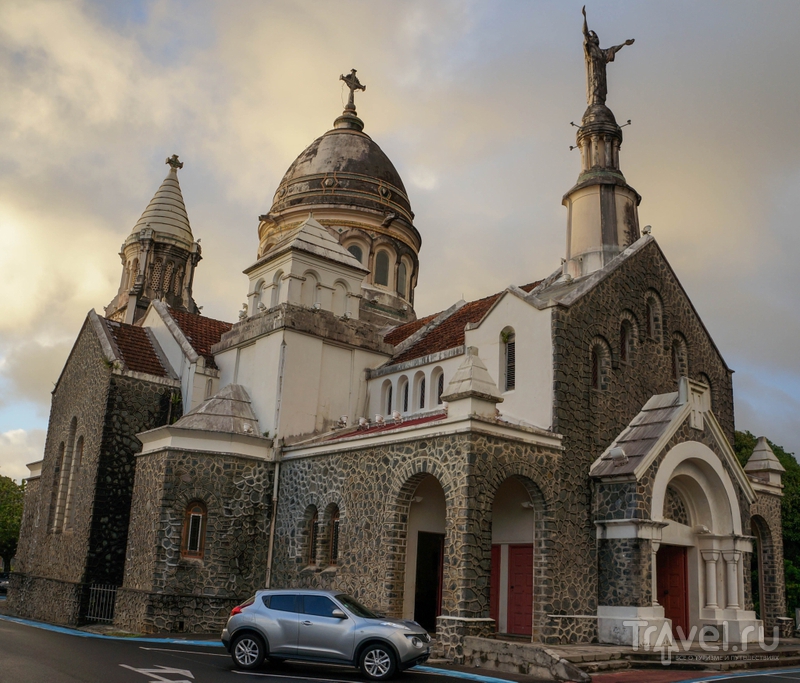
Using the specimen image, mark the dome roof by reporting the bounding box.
[269,116,413,224]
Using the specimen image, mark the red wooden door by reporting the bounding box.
[507,544,533,636]
[657,545,689,636]
[490,545,501,629]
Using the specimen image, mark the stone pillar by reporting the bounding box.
[702,550,720,609]
[651,541,660,607]
[723,551,741,609]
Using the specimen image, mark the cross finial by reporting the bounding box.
[340,69,366,111]
[166,154,184,170]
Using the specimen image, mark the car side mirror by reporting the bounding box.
[331,609,347,619]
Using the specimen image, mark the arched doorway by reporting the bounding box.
[490,477,534,635]
[402,475,446,631]
[651,442,758,644]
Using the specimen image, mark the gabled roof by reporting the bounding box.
[102,317,169,377]
[384,279,543,365]
[589,378,756,503]
[173,384,263,436]
[246,214,368,274]
[168,308,232,370]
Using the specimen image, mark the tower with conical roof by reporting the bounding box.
[105,155,202,324]
[255,71,420,326]
[563,9,641,279]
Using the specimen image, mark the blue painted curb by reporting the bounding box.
[658,666,800,683]
[0,613,224,646]
[412,666,525,683]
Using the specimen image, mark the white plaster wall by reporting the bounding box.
[402,475,446,620]
[464,292,553,430]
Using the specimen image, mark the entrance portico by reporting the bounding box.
[591,379,768,648]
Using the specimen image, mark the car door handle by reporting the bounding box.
[302,620,313,626]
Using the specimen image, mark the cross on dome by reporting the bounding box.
[166,154,184,170]
[340,69,366,112]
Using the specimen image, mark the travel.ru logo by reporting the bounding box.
[623,620,781,665]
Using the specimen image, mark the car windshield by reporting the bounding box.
[335,594,380,619]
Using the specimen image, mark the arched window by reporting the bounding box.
[419,377,426,410]
[205,378,214,399]
[308,509,319,566]
[301,271,318,307]
[173,267,184,296]
[398,376,409,413]
[375,251,390,286]
[64,435,83,531]
[328,507,340,566]
[437,372,445,404]
[163,261,174,294]
[48,443,65,533]
[501,328,516,391]
[381,379,393,416]
[347,245,363,263]
[397,262,407,298]
[150,259,163,290]
[181,501,207,559]
[620,321,631,363]
[252,279,265,310]
[271,270,284,308]
[645,290,663,343]
[672,334,688,382]
[590,338,611,391]
[332,282,348,317]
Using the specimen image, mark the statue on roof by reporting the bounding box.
[340,69,366,111]
[582,6,634,106]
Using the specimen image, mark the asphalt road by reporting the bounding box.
[5,615,800,683]
[0,617,542,683]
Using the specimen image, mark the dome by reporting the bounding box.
[269,119,413,224]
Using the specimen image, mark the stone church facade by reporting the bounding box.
[9,30,789,661]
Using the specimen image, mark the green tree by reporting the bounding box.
[0,475,24,572]
[735,430,800,616]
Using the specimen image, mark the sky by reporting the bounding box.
[1,0,799,482]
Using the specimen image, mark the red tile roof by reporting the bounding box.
[328,412,446,440]
[169,309,232,369]
[104,319,168,377]
[383,312,438,347]
[386,279,543,366]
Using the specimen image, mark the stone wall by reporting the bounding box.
[551,240,735,639]
[271,429,563,643]
[116,448,273,633]
[750,490,786,631]
[8,317,177,625]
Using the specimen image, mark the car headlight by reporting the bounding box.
[405,634,425,649]
[381,622,410,630]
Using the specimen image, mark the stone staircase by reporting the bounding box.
[548,639,800,676]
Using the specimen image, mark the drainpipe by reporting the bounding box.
[265,341,287,588]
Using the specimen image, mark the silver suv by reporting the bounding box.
[221,589,431,679]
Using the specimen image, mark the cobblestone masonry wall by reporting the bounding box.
[750,491,786,630]
[552,241,735,641]
[8,318,177,624]
[116,449,273,633]
[271,430,561,655]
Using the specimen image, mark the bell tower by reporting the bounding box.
[105,155,202,324]
[563,8,641,279]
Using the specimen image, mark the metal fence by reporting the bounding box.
[85,584,117,623]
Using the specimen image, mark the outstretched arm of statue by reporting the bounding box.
[606,38,635,60]
[582,5,589,38]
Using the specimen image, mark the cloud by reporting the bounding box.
[0,429,45,483]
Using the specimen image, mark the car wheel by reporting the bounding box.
[359,643,397,680]
[231,633,266,670]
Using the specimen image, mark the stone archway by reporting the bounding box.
[651,441,760,644]
[751,514,785,631]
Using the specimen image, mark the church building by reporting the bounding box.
[9,18,788,662]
